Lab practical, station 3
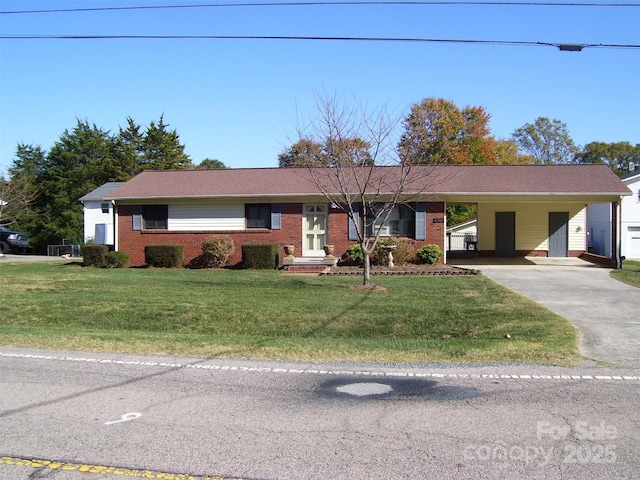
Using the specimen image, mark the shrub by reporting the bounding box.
[201,235,235,268]
[145,245,184,268]
[344,244,364,265]
[242,243,279,269]
[82,244,108,267]
[375,238,415,266]
[416,244,444,265]
[105,251,130,268]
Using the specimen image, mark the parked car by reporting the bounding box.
[0,226,29,253]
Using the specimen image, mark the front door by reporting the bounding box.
[495,212,516,257]
[303,204,327,256]
[549,212,569,257]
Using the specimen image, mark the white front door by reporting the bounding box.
[303,204,327,256]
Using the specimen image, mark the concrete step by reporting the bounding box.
[284,264,334,274]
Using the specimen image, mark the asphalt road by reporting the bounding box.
[1,348,639,480]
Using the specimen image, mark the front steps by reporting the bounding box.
[282,256,338,274]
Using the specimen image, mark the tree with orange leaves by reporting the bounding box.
[398,98,521,165]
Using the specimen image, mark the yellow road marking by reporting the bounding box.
[0,456,245,480]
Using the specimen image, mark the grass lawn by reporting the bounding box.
[0,262,579,365]
[611,259,640,288]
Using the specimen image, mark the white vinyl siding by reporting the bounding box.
[168,204,245,231]
[621,176,640,258]
[477,202,586,253]
[83,201,115,244]
[621,177,640,223]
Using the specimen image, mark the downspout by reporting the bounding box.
[616,200,623,269]
[612,200,622,269]
[112,200,118,252]
[443,201,448,265]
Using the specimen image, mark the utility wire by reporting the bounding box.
[1,34,638,50]
[2,1,639,15]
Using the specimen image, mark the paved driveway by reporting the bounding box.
[0,253,76,263]
[451,257,640,367]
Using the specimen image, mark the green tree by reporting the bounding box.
[279,138,374,167]
[4,144,46,238]
[196,158,227,169]
[447,205,477,226]
[114,117,145,177]
[398,98,518,165]
[9,116,193,252]
[512,117,578,164]
[138,116,192,170]
[575,141,640,175]
[278,138,326,167]
[38,121,121,249]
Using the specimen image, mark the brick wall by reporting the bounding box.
[117,202,446,267]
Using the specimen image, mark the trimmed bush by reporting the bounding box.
[242,243,279,269]
[200,235,235,268]
[82,244,109,267]
[417,244,444,265]
[105,251,130,268]
[344,244,364,265]
[145,245,184,268]
[375,238,415,266]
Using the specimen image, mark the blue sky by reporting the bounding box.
[1,1,638,175]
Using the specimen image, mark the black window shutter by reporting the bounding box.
[415,202,426,240]
[348,204,361,241]
[271,204,281,230]
[132,206,142,231]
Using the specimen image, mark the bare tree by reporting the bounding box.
[0,173,39,227]
[295,92,439,287]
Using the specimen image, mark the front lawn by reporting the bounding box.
[0,262,579,365]
[611,259,640,288]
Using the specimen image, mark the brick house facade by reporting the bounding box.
[101,165,631,268]
[116,201,446,267]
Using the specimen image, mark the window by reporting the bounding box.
[367,204,415,237]
[101,203,110,214]
[246,204,271,229]
[143,205,168,229]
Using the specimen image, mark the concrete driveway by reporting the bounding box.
[451,257,640,367]
[0,253,78,263]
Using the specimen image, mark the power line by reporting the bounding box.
[2,1,639,15]
[1,34,638,50]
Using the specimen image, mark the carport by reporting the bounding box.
[441,165,631,268]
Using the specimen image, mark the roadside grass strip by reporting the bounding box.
[0,456,246,480]
[1,352,638,382]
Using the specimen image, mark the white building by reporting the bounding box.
[588,169,640,259]
[79,182,124,246]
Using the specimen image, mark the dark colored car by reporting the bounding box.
[0,225,29,253]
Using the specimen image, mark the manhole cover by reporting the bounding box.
[336,382,393,397]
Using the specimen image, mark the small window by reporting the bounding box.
[101,203,110,214]
[143,205,168,230]
[246,204,271,229]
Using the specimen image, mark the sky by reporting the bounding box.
[0,1,638,176]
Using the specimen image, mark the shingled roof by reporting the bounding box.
[79,182,126,202]
[105,164,631,200]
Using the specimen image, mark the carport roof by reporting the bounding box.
[105,164,631,200]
